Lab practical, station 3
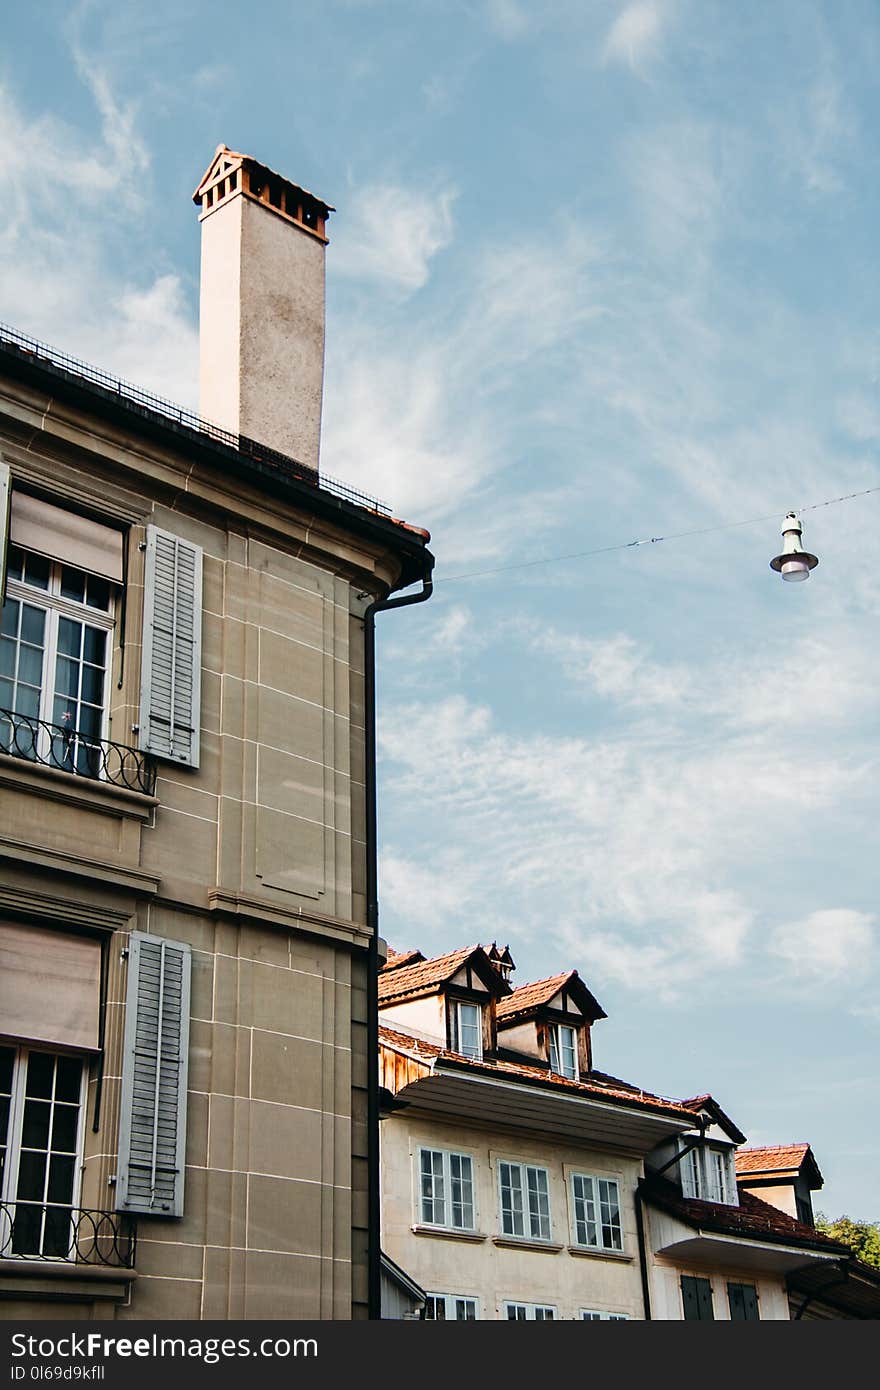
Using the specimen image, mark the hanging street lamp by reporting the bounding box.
[770,512,819,583]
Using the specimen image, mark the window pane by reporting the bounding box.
[55,1058,82,1104]
[549,1031,560,1073]
[80,664,104,706]
[534,1308,554,1320]
[20,604,46,649]
[60,568,86,604]
[425,1296,445,1320]
[11,1203,42,1255]
[17,644,43,688]
[86,577,111,612]
[47,1154,76,1204]
[0,639,15,679]
[457,1003,481,1059]
[42,1206,73,1258]
[21,1100,50,1150]
[56,656,80,700]
[25,1053,54,1099]
[0,598,18,640]
[506,1305,527,1320]
[0,1047,14,1095]
[82,627,107,666]
[57,618,81,659]
[456,1299,476,1321]
[6,547,24,582]
[51,1104,79,1153]
[23,553,50,589]
[16,1150,47,1201]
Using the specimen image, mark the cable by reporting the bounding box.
[437,483,880,584]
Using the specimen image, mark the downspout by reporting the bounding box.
[363,569,434,1319]
[634,1185,652,1321]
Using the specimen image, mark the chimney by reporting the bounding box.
[193,145,334,469]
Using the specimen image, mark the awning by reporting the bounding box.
[11,491,124,583]
[0,921,101,1052]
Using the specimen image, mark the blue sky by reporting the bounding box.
[2,0,878,1217]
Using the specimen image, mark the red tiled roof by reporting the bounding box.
[377,944,508,1005]
[641,1176,849,1256]
[735,1143,812,1175]
[496,970,606,1023]
[383,947,425,972]
[378,1025,695,1122]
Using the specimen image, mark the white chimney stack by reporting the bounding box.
[193,145,334,470]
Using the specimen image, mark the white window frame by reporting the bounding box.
[504,1302,556,1320]
[549,1023,578,1079]
[424,1292,479,1320]
[416,1146,476,1231]
[498,1159,552,1242]
[0,1045,87,1261]
[449,999,482,1060]
[679,1140,737,1205]
[580,1309,629,1320]
[1,549,115,770]
[569,1171,623,1252]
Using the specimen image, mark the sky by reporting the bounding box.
[2,0,878,1217]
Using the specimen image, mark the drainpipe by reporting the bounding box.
[634,1185,652,1321]
[363,570,434,1319]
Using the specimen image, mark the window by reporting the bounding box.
[680,1141,736,1205]
[549,1024,578,1080]
[727,1282,759,1321]
[425,1293,478,1320]
[498,1160,551,1241]
[418,1147,475,1230]
[681,1275,714,1321]
[449,1000,482,1060]
[581,1310,629,1320]
[1,546,114,777]
[570,1172,623,1251]
[505,1303,555,1320]
[0,1046,86,1259]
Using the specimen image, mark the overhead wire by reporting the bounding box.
[436,483,880,584]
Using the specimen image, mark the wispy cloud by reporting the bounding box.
[769,909,875,981]
[602,1,671,72]
[332,182,457,292]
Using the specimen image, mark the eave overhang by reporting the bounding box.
[651,1228,842,1276]
[381,1047,694,1153]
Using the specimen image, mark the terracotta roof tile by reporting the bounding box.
[735,1143,812,1175]
[496,970,606,1023]
[382,947,425,972]
[642,1175,847,1255]
[378,1025,695,1121]
[377,944,508,1005]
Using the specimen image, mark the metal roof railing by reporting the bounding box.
[0,322,389,515]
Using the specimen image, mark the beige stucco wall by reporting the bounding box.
[380,1113,645,1320]
[379,995,447,1044]
[0,368,407,1319]
[649,1260,791,1320]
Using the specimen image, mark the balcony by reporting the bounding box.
[0,709,155,795]
[0,1201,136,1269]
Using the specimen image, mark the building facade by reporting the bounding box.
[0,146,432,1320]
[378,944,866,1320]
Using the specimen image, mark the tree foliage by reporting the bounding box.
[816,1214,880,1269]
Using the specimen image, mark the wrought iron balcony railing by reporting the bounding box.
[0,709,156,795]
[0,1201,137,1269]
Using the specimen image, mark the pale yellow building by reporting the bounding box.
[0,145,432,1319]
[378,945,854,1320]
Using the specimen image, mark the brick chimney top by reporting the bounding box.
[194,145,334,242]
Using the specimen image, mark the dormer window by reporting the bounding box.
[450,1001,482,1060]
[680,1141,737,1206]
[549,1024,578,1080]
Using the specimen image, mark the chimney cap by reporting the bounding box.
[193,145,334,235]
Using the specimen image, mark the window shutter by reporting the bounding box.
[681,1275,714,1321]
[0,461,10,599]
[116,931,191,1218]
[139,526,202,767]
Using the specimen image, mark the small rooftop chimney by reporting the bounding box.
[193,145,334,469]
[484,943,516,983]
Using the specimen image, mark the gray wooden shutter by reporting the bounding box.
[139,526,202,767]
[728,1282,759,1321]
[0,462,10,601]
[681,1275,715,1320]
[116,931,191,1218]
